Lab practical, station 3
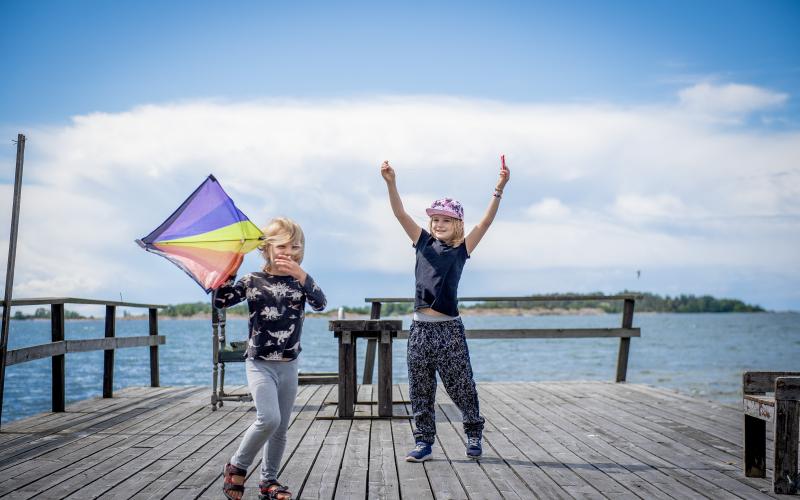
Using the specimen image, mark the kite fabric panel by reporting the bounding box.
[136,175,264,293]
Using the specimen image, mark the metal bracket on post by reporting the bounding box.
[380,331,391,344]
[341,331,352,344]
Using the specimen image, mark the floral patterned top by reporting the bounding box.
[214,272,327,361]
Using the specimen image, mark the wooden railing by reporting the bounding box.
[360,294,640,384]
[0,298,166,423]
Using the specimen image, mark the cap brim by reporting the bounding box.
[425,208,462,219]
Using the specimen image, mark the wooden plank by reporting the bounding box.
[378,331,393,417]
[588,383,744,455]
[776,376,800,401]
[5,336,166,365]
[493,383,711,500]
[615,298,635,382]
[300,418,352,499]
[482,384,639,499]
[178,385,321,500]
[333,416,370,499]
[437,398,532,499]
[532,382,774,498]
[536,384,752,498]
[51,303,65,413]
[390,385,434,500]
[132,386,330,499]
[4,392,214,498]
[479,417,572,499]
[774,398,800,494]
[744,414,767,478]
[475,385,603,498]
[1,382,789,499]
[277,388,336,498]
[396,385,469,500]
[9,297,165,308]
[62,403,238,498]
[392,328,640,339]
[547,383,741,469]
[744,371,800,394]
[337,332,356,418]
[367,418,399,499]
[103,305,115,398]
[364,294,640,302]
[149,308,159,388]
[744,396,775,421]
[0,388,200,467]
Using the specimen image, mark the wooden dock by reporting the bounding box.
[0,382,788,499]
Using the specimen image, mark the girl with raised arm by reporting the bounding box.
[380,158,510,461]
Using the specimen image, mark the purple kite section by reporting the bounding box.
[140,175,250,243]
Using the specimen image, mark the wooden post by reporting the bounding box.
[338,330,356,417]
[744,413,766,477]
[51,303,65,412]
[362,301,381,384]
[219,306,227,395]
[149,308,159,387]
[0,134,25,428]
[211,293,219,410]
[103,305,116,398]
[615,298,634,382]
[378,329,393,417]
[773,377,799,494]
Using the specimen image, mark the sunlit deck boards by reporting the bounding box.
[0,382,787,499]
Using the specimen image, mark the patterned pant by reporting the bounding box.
[407,317,485,444]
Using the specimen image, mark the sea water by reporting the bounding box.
[2,312,799,424]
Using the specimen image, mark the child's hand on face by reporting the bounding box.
[380,160,396,184]
[273,255,307,283]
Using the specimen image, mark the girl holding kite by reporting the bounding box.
[218,217,326,500]
[380,157,510,462]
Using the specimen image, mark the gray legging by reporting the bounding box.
[231,358,298,481]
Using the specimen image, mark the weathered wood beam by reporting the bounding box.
[5,335,166,365]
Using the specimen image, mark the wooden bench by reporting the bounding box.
[743,371,800,494]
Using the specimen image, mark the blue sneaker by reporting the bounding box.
[466,436,482,459]
[405,441,432,462]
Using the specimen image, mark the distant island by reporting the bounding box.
[10,292,765,320]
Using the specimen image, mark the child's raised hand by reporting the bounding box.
[497,156,511,190]
[380,160,396,184]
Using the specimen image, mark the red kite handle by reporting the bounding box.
[501,154,506,169]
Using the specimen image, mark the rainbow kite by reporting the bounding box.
[136,175,264,292]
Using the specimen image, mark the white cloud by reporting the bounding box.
[526,198,572,219]
[612,193,686,220]
[678,82,788,117]
[1,84,798,308]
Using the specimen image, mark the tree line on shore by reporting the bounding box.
[10,292,764,320]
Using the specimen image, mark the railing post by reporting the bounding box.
[211,294,219,410]
[362,301,382,384]
[149,308,159,387]
[103,305,116,398]
[615,298,635,382]
[51,303,65,412]
[0,134,26,428]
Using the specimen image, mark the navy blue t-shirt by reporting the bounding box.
[413,229,469,316]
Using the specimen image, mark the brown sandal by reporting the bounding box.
[259,479,292,500]
[222,462,247,499]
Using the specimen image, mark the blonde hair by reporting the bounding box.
[259,217,305,271]
[428,217,465,247]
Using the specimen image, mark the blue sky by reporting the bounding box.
[1,1,799,311]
